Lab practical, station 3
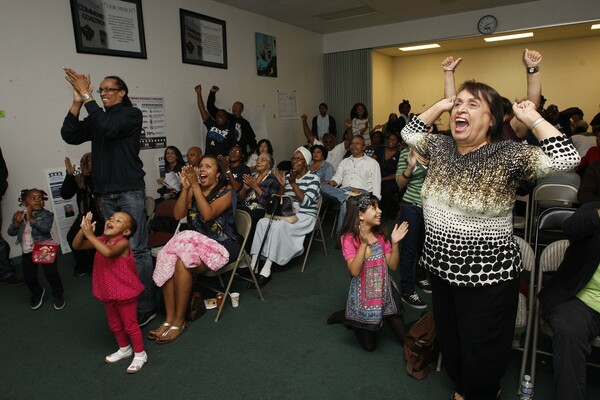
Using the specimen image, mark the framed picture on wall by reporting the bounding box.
[255,32,277,77]
[69,0,147,59]
[180,9,228,69]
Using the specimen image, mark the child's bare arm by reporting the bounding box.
[79,212,129,258]
[71,221,94,250]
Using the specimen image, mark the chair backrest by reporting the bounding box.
[537,171,581,187]
[145,196,156,226]
[154,199,177,218]
[234,209,252,245]
[532,183,579,207]
[536,207,576,232]
[538,239,570,273]
[513,235,535,272]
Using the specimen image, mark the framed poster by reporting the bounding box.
[69,0,147,59]
[255,32,277,77]
[180,9,227,69]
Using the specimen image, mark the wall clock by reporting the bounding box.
[478,15,498,35]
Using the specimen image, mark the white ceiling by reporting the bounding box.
[213,0,535,34]
[213,0,600,56]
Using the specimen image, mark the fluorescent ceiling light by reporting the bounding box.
[592,24,600,30]
[399,44,440,51]
[484,32,534,42]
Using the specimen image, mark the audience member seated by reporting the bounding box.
[247,147,320,287]
[246,139,274,171]
[398,99,412,127]
[365,130,383,157]
[150,159,241,344]
[207,86,257,156]
[545,105,582,137]
[375,113,399,138]
[157,146,185,201]
[373,132,401,219]
[219,145,251,197]
[311,103,337,140]
[538,201,600,400]
[570,108,589,134]
[61,153,103,276]
[309,144,334,183]
[590,111,600,133]
[578,160,600,204]
[185,146,202,168]
[195,84,237,157]
[238,153,280,251]
[350,103,370,145]
[301,114,351,171]
[322,135,381,237]
[577,133,600,176]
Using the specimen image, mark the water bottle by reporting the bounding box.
[519,374,534,399]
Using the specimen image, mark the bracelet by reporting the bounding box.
[401,172,411,180]
[530,117,545,131]
[226,170,231,175]
[444,69,454,72]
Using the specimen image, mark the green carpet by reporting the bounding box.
[1,217,598,399]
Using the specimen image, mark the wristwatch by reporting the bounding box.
[82,93,91,101]
[526,66,539,74]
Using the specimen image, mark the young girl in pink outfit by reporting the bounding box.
[72,211,147,373]
[327,194,409,351]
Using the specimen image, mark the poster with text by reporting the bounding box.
[44,168,77,254]
[130,96,167,149]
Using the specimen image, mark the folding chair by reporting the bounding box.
[513,193,530,240]
[512,235,536,394]
[147,199,178,248]
[301,196,327,272]
[200,210,264,322]
[145,196,155,229]
[528,183,578,244]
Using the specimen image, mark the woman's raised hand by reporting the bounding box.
[391,221,409,244]
[442,56,462,72]
[407,149,417,169]
[512,100,541,127]
[523,48,542,68]
[273,167,286,186]
[242,174,258,190]
[64,157,75,175]
[63,67,92,97]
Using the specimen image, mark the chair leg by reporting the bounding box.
[301,230,316,273]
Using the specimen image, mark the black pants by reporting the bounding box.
[22,252,63,298]
[430,274,519,399]
[67,216,96,274]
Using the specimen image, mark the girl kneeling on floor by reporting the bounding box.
[72,211,147,373]
[327,194,409,351]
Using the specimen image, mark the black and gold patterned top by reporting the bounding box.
[402,116,580,287]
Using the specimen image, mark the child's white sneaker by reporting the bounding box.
[104,345,133,364]
[126,351,147,374]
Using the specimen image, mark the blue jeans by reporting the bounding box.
[0,201,15,278]
[321,185,367,234]
[548,297,600,400]
[398,204,426,294]
[100,189,156,313]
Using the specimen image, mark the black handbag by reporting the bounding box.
[264,194,298,223]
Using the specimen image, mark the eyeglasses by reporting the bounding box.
[96,87,121,93]
[290,157,305,163]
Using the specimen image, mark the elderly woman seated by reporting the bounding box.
[238,153,281,251]
[149,157,240,344]
[247,147,320,287]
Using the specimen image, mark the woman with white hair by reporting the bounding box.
[248,147,320,287]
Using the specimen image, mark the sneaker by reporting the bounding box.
[0,274,25,287]
[105,346,133,364]
[417,279,432,294]
[30,288,46,310]
[401,292,427,310]
[137,311,157,327]
[54,295,66,311]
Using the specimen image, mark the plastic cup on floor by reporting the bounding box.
[230,292,240,307]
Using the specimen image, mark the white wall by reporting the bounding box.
[0,0,323,257]
[324,0,600,53]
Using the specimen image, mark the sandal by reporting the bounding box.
[155,324,187,345]
[126,351,148,374]
[147,322,171,340]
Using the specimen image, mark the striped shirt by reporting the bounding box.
[396,148,427,205]
[284,171,320,218]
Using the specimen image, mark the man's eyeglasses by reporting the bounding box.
[96,87,121,93]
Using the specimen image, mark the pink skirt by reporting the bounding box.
[152,230,230,287]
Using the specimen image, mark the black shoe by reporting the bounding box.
[401,292,427,310]
[417,279,432,294]
[54,295,66,311]
[247,275,272,289]
[236,268,253,279]
[327,310,346,325]
[30,288,45,310]
[0,274,25,287]
[137,311,157,327]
